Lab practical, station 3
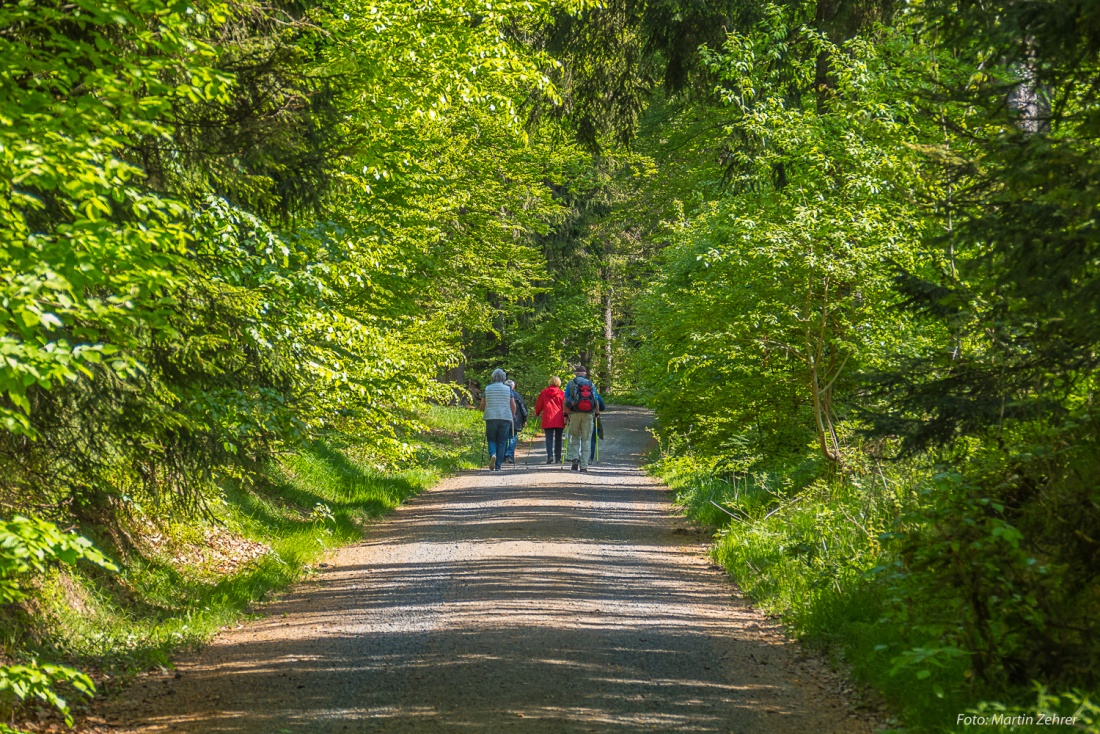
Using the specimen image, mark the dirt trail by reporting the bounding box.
[91,406,874,733]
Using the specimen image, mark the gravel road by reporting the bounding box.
[92,406,874,733]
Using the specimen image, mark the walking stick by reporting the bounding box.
[595,422,599,463]
[562,430,569,469]
[509,424,515,470]
[523,425,532,468]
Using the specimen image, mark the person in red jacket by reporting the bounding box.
[534,376,566,464]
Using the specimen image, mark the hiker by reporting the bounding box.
[534,376,566,464]
[589,391,606,463]
[504,379,528,464]
[479,368,515,471]
[564,365,601,472]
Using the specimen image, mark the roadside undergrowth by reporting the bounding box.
[650,453,1100,734]
[1,405,483,727]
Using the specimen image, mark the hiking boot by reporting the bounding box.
[571,459,579,471]
[546,456,554,464]
[489,454,497,470]
[580,466,589,473]
[506,456,514,464]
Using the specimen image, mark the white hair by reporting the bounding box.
[490,368,507,383]
[505,380,516,388]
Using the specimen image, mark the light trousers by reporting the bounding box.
[566,412,595,469]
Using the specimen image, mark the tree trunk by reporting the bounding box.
[813,0,838,113]
[603,287,614,394]
[808,352,840,463]
[1007,61,1050,134]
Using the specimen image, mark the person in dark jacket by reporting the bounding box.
[589,392,606,463]
[534,376,566,464]
[504,379,527,463]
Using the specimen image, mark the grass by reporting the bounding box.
[11,405,484,702]
[651,453,1100,733]
[603,392,647,407]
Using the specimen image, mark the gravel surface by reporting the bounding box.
[89,406,876,733]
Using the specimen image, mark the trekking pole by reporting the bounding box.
[562,431,569,469]
[595,424,599,463]
[510,424,519,470]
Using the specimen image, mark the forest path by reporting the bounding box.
[93,406,873,733]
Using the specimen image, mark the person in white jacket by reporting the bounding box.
[480,368,516,471]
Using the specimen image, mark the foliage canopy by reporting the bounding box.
[3,0,1100,730]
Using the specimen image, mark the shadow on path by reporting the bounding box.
[97,407,867,734]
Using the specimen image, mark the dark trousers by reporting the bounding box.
[590,415,603,462]
[544,427,563,461]
[485,419,511,469]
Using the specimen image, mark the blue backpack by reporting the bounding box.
[568,378,596,412]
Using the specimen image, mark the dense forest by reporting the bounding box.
[2,0,1098,731]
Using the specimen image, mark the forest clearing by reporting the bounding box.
[2,0,1099,732]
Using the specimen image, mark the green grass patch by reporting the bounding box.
[11,406,484,687]
[604,392,647,407]
[651,453,1100,733]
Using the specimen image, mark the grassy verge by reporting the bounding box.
[6,405,483,716]
[651,454,1100,733]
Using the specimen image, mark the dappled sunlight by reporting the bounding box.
[99,408,860,734]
